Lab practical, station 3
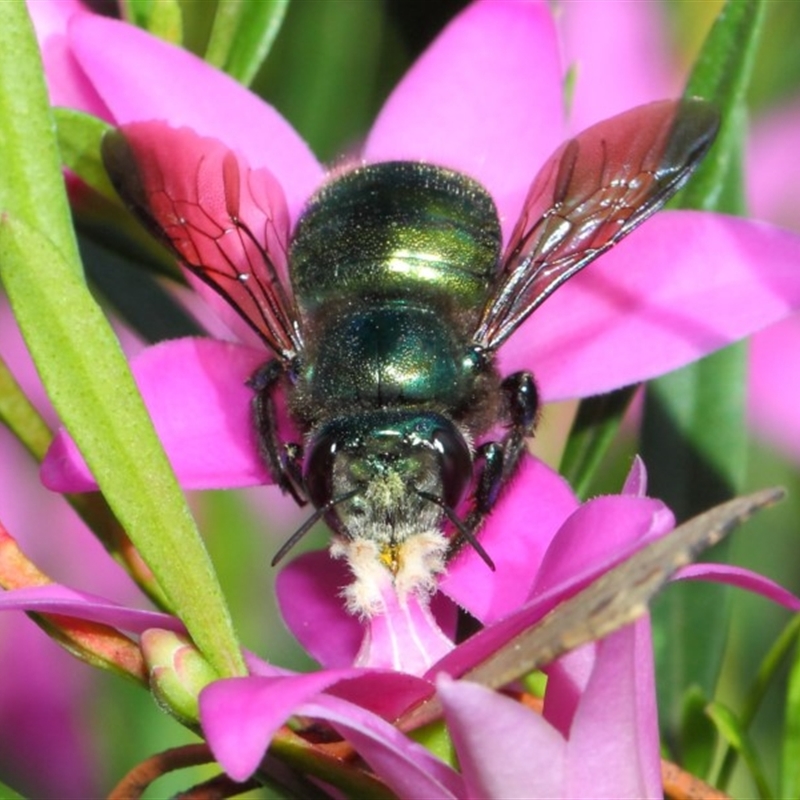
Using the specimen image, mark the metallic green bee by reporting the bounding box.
[103,99,718,610]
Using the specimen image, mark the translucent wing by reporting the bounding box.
[102,122,302,361]
[474,98,720,351]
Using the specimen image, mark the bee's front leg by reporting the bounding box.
[249,358,306,505]
[457,370,540,549]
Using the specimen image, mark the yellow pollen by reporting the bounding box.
[379,544,400,574]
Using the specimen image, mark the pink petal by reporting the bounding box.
[278,549,460,671]
[500,212,800,401]
[748,101,800,230]
[748,316,800,461]
[0,617,100,795]
[201,670,364,781]
[27,0,110,117]
[431,496,672,681]
[276,551,364,669]
[675,563,800,612]
[354,589,453,674]
[428,575,591,683]
[41,338,272,492]
[438,674,565,799]
[745,100,800,459]
[365,0,565,238]
[566,622,661,798]
[325,670,434,723]
[533,496,674,595]
[0,584,183,633]
[297,695,463,799]
[68,16,323,219]
[441,455,579,623]
[622,455,648,497]
[558,1,675,133]
[541,644,597,737]
[26,0,85,39]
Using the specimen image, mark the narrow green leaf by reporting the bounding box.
[0,216,243,679]
[122,0,183,44]
[679,685,718,779]
[559,386,638,499]
[716,614,800,791]
[206,0,290,86]
[0,2,243,679]
[0,352,53,462]
[678,0,765,215]
[0,777,25,799]
[780,627,800,798]
[706,700,773,798]
[54,109,116,201]
[643,0,765,734]
[256,1,389,160]
[0,3,81,277]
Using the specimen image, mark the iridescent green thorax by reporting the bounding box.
[290,161,502,320]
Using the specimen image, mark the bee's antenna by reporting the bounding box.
[271,489,359,567]
[414,489,495,571]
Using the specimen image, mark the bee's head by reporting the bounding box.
[303,410,473,542]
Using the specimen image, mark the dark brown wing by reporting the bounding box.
[102,122,302,361]
[473,98,720,351]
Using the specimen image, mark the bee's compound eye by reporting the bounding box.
[429,424,473,511]
[303,431,336,511]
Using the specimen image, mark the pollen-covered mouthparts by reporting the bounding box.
[331,531,449,617]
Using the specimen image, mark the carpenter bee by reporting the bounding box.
[102,99,719,612]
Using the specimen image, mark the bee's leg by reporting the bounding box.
[497,369,539,484]
[461,371,539,540]
[249,359,306,505]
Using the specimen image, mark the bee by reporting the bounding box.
[102,99,719,612]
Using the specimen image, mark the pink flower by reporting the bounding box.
[36,2,800,628]
[179,461,800,790]
[5,458,797,794]
[9,2,800,795]
[42,1,800,497]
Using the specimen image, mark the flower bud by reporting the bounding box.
[141,628,217,725]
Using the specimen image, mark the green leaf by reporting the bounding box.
[779,623,800,798]
[205,0,290,86]
[0,777,25,799]
[255,0,391,160]
[642,0,765,735]
[0,2,244,679]
[0,216,243,679]
[122,0,183,44]
[677,0,765,215]
[410,720,456,765]
[679,685,718,779]
[706,700,773,798]
[559,386,638,499]
[0,5,81,277]
[54,108,116,201]
[0,351,53,463]
[715,613,800,791]
[781,648,800,797]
